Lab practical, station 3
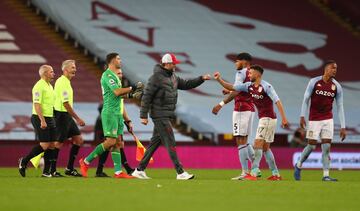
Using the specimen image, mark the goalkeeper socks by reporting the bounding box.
[97,150,109,174]
[321,143,331,177]
[67,144,80,170]
[22,145,44,167]
[85,143,105,164]
[251,148,263,176]
[264,149,279,176]
[43,149,52,174]
[238,144,249,173]
[120,148,133,174]
[297,144,316,168]
[111,148,122,174]
[247,144,255,163]
[50,148,59,174]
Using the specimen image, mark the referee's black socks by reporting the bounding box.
[96,150,109,174]
[50,148,59,174]
[120,148,134,174]
[22,145,44,167]
[67,144,80,170]
[43,149,52,174]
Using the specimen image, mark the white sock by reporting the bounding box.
[238,144,249,173]
[323,170,329,177]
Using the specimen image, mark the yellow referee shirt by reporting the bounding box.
[54,75,73,112]
[32,79,55,117]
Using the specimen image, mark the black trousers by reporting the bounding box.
[138,118,184,174]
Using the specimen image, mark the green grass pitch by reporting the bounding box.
[0,168,360,211]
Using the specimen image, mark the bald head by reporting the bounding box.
[39,65,52,77]
[38,65,54,82]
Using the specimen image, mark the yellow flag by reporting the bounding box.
[30,152,44,169]
[132,134,154,164]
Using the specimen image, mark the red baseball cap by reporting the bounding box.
[161,53,180,64]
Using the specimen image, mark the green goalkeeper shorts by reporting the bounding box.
[101,112,124,138]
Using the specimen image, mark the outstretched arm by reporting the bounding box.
[177,74,210,90]
[213,72,235,91]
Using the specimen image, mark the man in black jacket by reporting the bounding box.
[132,53,211,180]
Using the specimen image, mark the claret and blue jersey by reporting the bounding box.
[234,80,279,119]
[300,76,345,128]
[233,68,255,112]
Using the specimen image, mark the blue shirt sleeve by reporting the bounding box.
[334,80,345,128]
[263,81,280,102]
[234,70,246,87]
[300,78,316,117]
[233,81,251,92]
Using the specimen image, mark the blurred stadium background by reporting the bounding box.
[0,0,360,170]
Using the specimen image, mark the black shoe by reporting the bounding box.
[65,168,82,177]
[95,172,110,177]
[52,172,65,177]
[18,157,26,177]
[41,172,52,178]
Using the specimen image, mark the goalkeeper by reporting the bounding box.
[95,76,143,177]
[79,52,142,178]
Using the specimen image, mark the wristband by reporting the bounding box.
[219,101,225,107]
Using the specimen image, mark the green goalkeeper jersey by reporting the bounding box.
[100,68,122,115]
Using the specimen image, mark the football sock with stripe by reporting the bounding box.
[297,144,316,168]
[247,144,255,163]
[251,148,263,176]
[111,148,122,174]
[321,143,331,177]
[264,149,279,176]
[238,144,249,173]
[85,143,105,164]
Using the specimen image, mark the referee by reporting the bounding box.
[19,65,56,177]
[51,60,85,177]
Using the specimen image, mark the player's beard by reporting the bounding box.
[331,72,336,78]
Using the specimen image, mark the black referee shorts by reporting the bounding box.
[54,110,81,142]
[31,115,56,142]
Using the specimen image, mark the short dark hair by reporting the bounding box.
[250,64,264,75]
[106,52,119,65]
[323,60,336,69]
[236,52,252,61]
